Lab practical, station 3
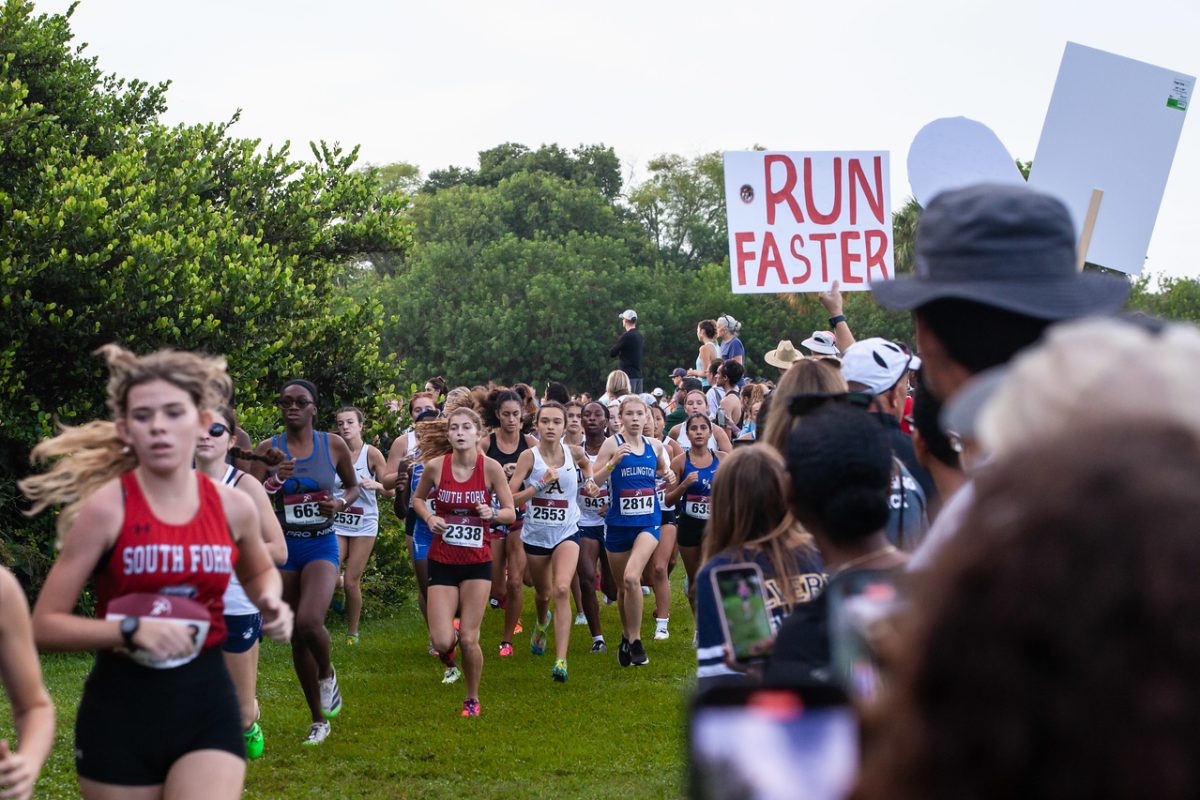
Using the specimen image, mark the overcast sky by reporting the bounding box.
[34,0,1199,279]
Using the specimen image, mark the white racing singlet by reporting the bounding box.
[521,441,581,549]
[334,445,379,537]
[577,447,607,528]
[220,466,258,616]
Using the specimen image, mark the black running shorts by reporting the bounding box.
[427,559,493,587]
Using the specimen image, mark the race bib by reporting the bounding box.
[105,593,210,669]
[283,491,332,526]
[618,488,655,516]
[684,494,710,520]
[581,489,608,513]
[530,497,569,523]
[441,515,485,548]
[334,506,365,529]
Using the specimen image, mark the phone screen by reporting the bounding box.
[689,685,857,800]
[826,570,901,704]
[712,565,774,663]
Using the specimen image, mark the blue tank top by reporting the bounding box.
[272,431,338,533]
[680,450,719,522]
[605,434,661,528]
[409,449,431,538]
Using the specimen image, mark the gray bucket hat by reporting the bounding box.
[871,184,1129,320]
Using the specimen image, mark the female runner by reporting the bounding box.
[483,389,537,656]
[508,402,594,681]
[0,564,54,800]
[333,406,392,645]
[590,396,675,667]
[384,392,439,643]
[250,379,359,746]
[413,408,516,716]
[664,413,721,620]
[646,404,682,641]
[194,408,287,760]
[574,401,617,652]
[24,344,292,798]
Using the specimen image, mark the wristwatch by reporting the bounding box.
[120,615,140,650]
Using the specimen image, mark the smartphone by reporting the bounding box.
[825,569,902,705]
[688,683,857,800]
[710,563,775,665]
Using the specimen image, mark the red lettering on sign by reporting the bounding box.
[804,157,842,225]
[849,157,886,225]
[789,235,812,284]
[840,231,864,284]
[758,232,787,287]
[810,233,836,284]
[734,232,756,286]
[764,155,804,225]
[865,229,889,279]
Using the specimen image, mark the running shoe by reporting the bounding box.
[346,633,359,646]
[574,612,587,626]
[641,586,651,597]
[618,636,632,667]
[630,639,650,666]
[654,621,670,641]
[302,721,330,746]
[319,668,343,718]
[498,641,514,657]
[514,620,523,635]
[453,617,461,631]
[530,622,548,656]
[330,586,345,614]
[461,698,481,718]
[244,722,265,760]
[489,596,503,609]
[442,665,462,684]
[590,639,607,654]
[552,658,568,682]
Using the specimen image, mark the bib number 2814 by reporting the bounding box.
[619,489,654,516]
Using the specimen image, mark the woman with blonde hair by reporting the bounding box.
[760,359,847,454]
[599,370,632,405]
[693,445,825,688]
[23,344,293,797]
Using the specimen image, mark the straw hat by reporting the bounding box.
[765,340,805,369]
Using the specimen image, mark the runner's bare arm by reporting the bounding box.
[664,454,691,506]
[0,568,55,800]
[323,434,360,515]
[234,474,287,565]
[227,486,292,643]
[485,458,517,526]
[508,450,538,505]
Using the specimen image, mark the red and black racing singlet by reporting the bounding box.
[428,454,493,566]
[94,471,238,650]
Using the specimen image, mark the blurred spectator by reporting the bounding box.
[760,359,847,455]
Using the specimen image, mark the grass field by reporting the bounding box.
[5,568,698,799]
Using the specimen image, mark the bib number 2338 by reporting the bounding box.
[619,489,655,516]
[441,515,485,548]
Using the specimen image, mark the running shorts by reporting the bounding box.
[577,525,605,543]
[222,613,262,654]
[428,559,493,587]
[75,649,242,785]
[523,531,581,557]
[660,508,678,526]
[604,525,660,554]
[281,530,339,572]
[677,515,706,548]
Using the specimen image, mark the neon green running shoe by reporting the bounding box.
[244,721,265,760]
[552,658,568,683]
[530,622,548,656]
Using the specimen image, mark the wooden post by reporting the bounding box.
[1076,188,1103,271]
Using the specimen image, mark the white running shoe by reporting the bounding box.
[319,668,342,718]
[442,665,462,684]
[302,721,331,746]
[641,586,651,596]
[654,624,670,641]
[574,612,587,626]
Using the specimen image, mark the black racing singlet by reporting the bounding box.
[486,432,530,523]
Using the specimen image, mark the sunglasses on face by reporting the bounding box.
[278,397,313,409]
[788,391,874,418]
[208,422,230,438]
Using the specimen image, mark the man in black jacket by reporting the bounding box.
[611,309,644,393]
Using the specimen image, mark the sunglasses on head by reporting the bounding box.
[788,391,874,418]
[208,422,230,438]
[278,397,313,409]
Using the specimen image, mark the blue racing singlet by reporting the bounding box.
[680,450,719,522]
[272,431,339,534]
[604,434,661,529]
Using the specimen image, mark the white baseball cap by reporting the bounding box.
[652,387,664,398]
[841,338,922,394]
[618,309,638,322]
[801,330,840,356]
